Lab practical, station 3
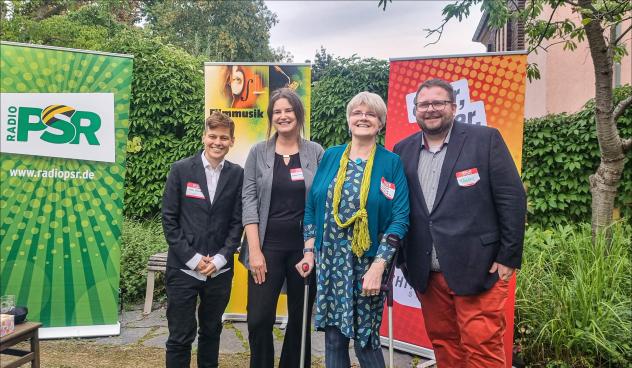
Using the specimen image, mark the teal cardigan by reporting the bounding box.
[304,144,410,256]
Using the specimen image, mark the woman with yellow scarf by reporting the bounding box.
[296,91,409,367]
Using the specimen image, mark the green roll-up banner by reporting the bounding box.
[0,42,133,338]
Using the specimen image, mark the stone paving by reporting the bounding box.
[90,305,435,367]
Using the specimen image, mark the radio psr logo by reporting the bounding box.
[1,93,115,162]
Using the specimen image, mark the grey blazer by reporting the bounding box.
[239,134,324,269]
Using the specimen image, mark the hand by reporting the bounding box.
[361,261,386,297]
[249,250,267,284]
[489,262,515,282]
[195,257,211,272]
[295,253,315,278]
[199,260,217,276]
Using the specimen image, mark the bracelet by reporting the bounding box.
[303,248,314,254]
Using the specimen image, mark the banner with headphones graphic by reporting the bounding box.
[204,62,312,320]
[204,63,312,167]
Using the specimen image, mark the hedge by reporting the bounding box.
[522,85,632,226]
[103,30,206,219]
[120,218,167,304]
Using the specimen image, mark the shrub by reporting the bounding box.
[120,218,168,304]
[103,30,206,219]
[522,85,632,226]
[310,56,389,148]
[515,221,632,367]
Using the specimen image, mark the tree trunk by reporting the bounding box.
[579,0,626,240]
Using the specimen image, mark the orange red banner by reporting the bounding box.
[382,52,527,366]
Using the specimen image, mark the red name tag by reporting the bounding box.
[455,168,480,187]
[185,182,205,199]
[290,168,305,181]
[380,177,395,200]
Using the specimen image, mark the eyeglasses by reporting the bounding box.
[350,111,378,119]
[415,100,453,111]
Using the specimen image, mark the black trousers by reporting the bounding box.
[165,267,232,368]
[247,248,316,368]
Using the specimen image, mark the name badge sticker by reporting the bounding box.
[380,177,395,200]
[185,182,205,199]
[290,168,305,181]
[456,168,480,187]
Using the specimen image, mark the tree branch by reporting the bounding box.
[613,95,632,123]
[529,2,562,52]
[613,24,632,45]
[424,23,447,47]
[623,138,632,153]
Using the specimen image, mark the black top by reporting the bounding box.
[264,153,306,250]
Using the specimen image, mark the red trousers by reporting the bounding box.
[418,272,508,368]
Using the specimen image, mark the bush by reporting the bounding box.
[120,218,168,304]
[103,30,206,219]
[515,222,632,367]
[310,56,389,148]
[522,85,632,226]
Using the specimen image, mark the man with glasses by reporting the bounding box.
[393,78,526,368]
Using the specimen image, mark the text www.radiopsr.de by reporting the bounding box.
[9,168,95,181]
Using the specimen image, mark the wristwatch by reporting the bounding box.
[303,248,314,254]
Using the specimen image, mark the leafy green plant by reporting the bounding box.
[103,30,205,218]
[120,218,168,304]
[514,221,632,366]
[310,56,389,148]
[522,85,632,226]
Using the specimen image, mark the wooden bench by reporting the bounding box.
[0,321,42,368]
[143,252,167,315]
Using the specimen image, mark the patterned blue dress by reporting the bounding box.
[304,160,395,349]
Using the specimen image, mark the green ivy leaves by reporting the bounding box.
[523,86,632,226]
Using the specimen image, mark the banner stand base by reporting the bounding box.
[39,323,121,339]
[223,313,288,328]
[379,337,435,360]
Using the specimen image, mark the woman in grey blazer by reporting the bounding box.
[240,88,324,368]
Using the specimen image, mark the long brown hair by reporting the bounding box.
[266,88,305,140]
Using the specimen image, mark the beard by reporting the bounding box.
[417,112,453,136]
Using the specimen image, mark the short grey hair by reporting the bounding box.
[346,91,387,128]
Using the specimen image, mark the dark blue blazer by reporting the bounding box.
[162,150,244,270]
[393,122,526,295]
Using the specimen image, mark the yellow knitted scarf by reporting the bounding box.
[332,143,376,257]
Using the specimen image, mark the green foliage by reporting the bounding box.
[515,222,632,366]
[143,0,280,61]
[522,86,632,226]
[310,56,389,148]
[0,2,137,50]
[120,218,167,304]
[0,13,110,50]
[311,46,335,82]
[102,30,205,219]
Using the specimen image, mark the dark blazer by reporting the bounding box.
[393,122,526,296]
[162,150,244,270]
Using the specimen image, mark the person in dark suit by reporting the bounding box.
[393,79,526,368]
[162,111,244,368]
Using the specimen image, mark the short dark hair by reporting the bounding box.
[266,88,305,139]
[205,111,235,138]
[414,78,455,104]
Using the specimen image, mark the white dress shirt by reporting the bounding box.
[180,153,229,281]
